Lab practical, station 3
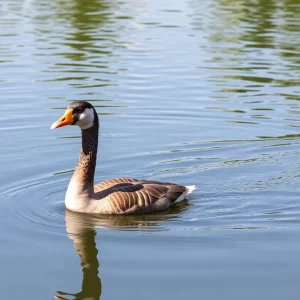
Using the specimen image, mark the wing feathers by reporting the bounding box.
[94,177,192,214]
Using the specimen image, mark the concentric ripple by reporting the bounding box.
[0,176,66,234]
[1,141,299,235]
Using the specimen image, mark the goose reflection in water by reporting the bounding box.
[55,202,189,299]
[55,210,102,300]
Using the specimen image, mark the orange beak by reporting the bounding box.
[51,109,73,129]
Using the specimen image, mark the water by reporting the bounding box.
[1,0,300,299]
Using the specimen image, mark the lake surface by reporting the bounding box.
[1,0,300,299]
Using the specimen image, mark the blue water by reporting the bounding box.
[1,0,300,299]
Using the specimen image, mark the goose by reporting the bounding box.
[51,101,196,214]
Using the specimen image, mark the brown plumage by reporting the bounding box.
[93,178,188,214]
[51,101,196,214]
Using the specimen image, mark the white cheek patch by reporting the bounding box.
[76,108,95,129]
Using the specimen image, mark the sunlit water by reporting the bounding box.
[1,0,300,299]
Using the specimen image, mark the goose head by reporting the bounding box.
[51,101,95,130]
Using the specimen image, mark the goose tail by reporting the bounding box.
[185,185,196,195]
[174,185,196,202]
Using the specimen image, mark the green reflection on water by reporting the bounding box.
[192,0,300,98]
[54,169,75,176]
[52,0,114,59]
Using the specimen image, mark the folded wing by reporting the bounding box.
[94,178,188,214]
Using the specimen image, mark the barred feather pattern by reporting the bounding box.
[92,178,188,214]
